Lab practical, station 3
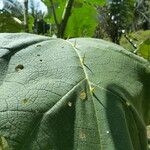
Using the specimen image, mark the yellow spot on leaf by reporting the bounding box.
[79,130,86,140]
[0,136,9,150]
[90,87,95,93]
[80,91,86,100]
[81,58,84,64]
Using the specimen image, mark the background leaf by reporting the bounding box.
[137,38,150,60]
[65,2,97,37]
[0,12,23,32]
[43,0,106,37]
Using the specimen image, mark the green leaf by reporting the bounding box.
[65,0,106,37]
[65,3,98,37]
[120,30,150,52]
[0,136,9,150]
[137,38,150,60]
[43,0,106,37]
[0,13,23,32]
[0,33,149,149]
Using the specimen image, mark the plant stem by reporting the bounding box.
[23,0,29,32]
[124,34,137,50]
[49,0,59,29]
[57,0,74,38]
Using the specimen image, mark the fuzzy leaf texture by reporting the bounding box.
[0,33,150,150]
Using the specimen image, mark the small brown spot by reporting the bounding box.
[68,102,72,107]
[15,64,24,71]
[80,91,86,100]
[40,59,42,62]
[22,99,28,104]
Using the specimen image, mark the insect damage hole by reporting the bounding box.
[36,44,41,47]
[15,64,24,71]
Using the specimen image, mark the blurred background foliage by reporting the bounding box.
[0,0,149,58]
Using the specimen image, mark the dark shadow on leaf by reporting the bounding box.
[44,93,76,150]
[137,67,150,125]
[21,92,77,150]
[105,65,150,150]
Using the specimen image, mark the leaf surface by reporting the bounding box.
[0,33,150,150]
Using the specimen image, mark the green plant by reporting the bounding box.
[120,30,150,52]
[43,0,106,37]
[0,11,23,32]
[134,0,150,30]
[0,33,150,150]
[137,38,150,60]
[96,0,135,44]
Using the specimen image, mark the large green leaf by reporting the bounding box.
[64,0,106,37]
[0,33,150,150]
[65,2,97,37]
[43,0,106,37]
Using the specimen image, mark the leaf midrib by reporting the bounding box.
[66,40,102,149]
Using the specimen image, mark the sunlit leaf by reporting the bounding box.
[43,0,106,37]
[137,38,150,60]
[65,2,98,37]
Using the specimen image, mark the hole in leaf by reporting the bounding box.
[36,44,41,47]
[15,64,24,71]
